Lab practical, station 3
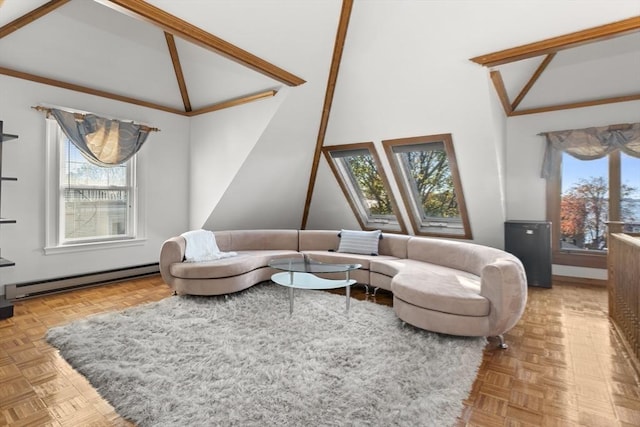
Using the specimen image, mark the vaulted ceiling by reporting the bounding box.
[471,16,640,116]
[0,1,638,118]
[0,0,303,116]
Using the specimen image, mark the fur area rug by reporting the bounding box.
[46,283,486,426]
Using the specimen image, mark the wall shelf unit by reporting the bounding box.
[0,120,16,319]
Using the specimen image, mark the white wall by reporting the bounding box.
[2,0,638,295]
[189,89,287,229]
[0,76,190,295]
[309,1,512,247]
[198,1,343,231]
[308,0,640,251]
[505,99,640,279]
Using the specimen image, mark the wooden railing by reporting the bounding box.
[608,222,640,374]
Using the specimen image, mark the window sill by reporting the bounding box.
[552,250,607,269]
[44,238,147,255]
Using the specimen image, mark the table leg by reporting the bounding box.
[346,271,351,314]
[289,286,294,315]
[289,271,294,315]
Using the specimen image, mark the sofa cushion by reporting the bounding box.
[301,251,398,270]
[370,258,424,277]
[298,230,340,252]
[220,230,299,251]
[391,265,489,317]
[170,250,298,279]
[407,237,508,276]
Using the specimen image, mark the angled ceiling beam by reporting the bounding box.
[0,66,187,115]
[93,0,306,87]
[470,16,640,67]
[510,93,640,116]
[0,0,71,39]
[186,90,277,117]
[489,70,512,116]
[301,0,353,229]
[164,32,192,112]
[511,53,555,111]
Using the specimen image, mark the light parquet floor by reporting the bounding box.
[1,276,639,426]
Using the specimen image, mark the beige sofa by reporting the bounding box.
[160,229,527,348]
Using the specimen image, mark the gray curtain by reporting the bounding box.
[541,123,640,178]
[50,108,151,167]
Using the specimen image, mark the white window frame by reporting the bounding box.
[383,134,472,239]
[322,142,407,234]
[44,118,145,254]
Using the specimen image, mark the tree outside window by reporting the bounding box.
[383,134,472,239]
[323,142,406,233]
[549,150,640,267]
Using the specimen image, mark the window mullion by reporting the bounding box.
[609,151,621,221]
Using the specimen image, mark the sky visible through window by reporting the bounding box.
[562,152,640,231]
[562,153,640,196]
[64,138,126,187]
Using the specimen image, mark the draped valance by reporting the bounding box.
[34,106,159,167]
[540,123,640,179]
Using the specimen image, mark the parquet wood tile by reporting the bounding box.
[1,277,639,426]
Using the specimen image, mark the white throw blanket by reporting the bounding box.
[180,229,237,263]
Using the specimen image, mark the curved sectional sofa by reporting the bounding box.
[159,229,528,347]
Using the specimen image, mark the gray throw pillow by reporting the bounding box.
[337,229,382,255]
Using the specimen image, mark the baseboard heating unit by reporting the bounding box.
[5,263,160,300]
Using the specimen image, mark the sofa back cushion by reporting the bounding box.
[407,236,509,276]
[299,230,409,258]
[378,233,410,258]
[298,230,340,252]
[214,229,299,251]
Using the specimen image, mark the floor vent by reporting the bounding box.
[5,263,160,300]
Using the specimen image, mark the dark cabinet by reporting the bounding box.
[505,220,552,288]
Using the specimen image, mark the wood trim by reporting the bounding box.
[608,232,640,377]
[511,53,555,110]
[552,274,606,287]
[0,0,71,39]
[470,16,640,67]
[94,0,305,86]
[545,150,608,269]
[546,152,562,255]
[301,0,353,229]
[510,93,640,116]
[489,70,512,115]
[552,250,607,269]
[186,90,277,116]
[164,32,192,112]
[321,142,408,234]
[0,66,187,116]
[545,146,616,271]
[382,134,473,240]
[609,151,621,222]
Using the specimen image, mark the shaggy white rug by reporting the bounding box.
[46,283,486,427]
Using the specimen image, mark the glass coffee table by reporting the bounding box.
[269,256,361,314]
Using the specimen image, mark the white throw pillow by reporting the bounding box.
[337,229,382,255]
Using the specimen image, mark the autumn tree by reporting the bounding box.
[345,155,393,215]
[561,176,636,250]
[405,149,459,218]
[560,193,588,247]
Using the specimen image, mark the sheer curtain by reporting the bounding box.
[49,108,155,167]
[541,123,640,178]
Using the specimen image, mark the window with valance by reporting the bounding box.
[541,123,640,268]
[38,107,159,251]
